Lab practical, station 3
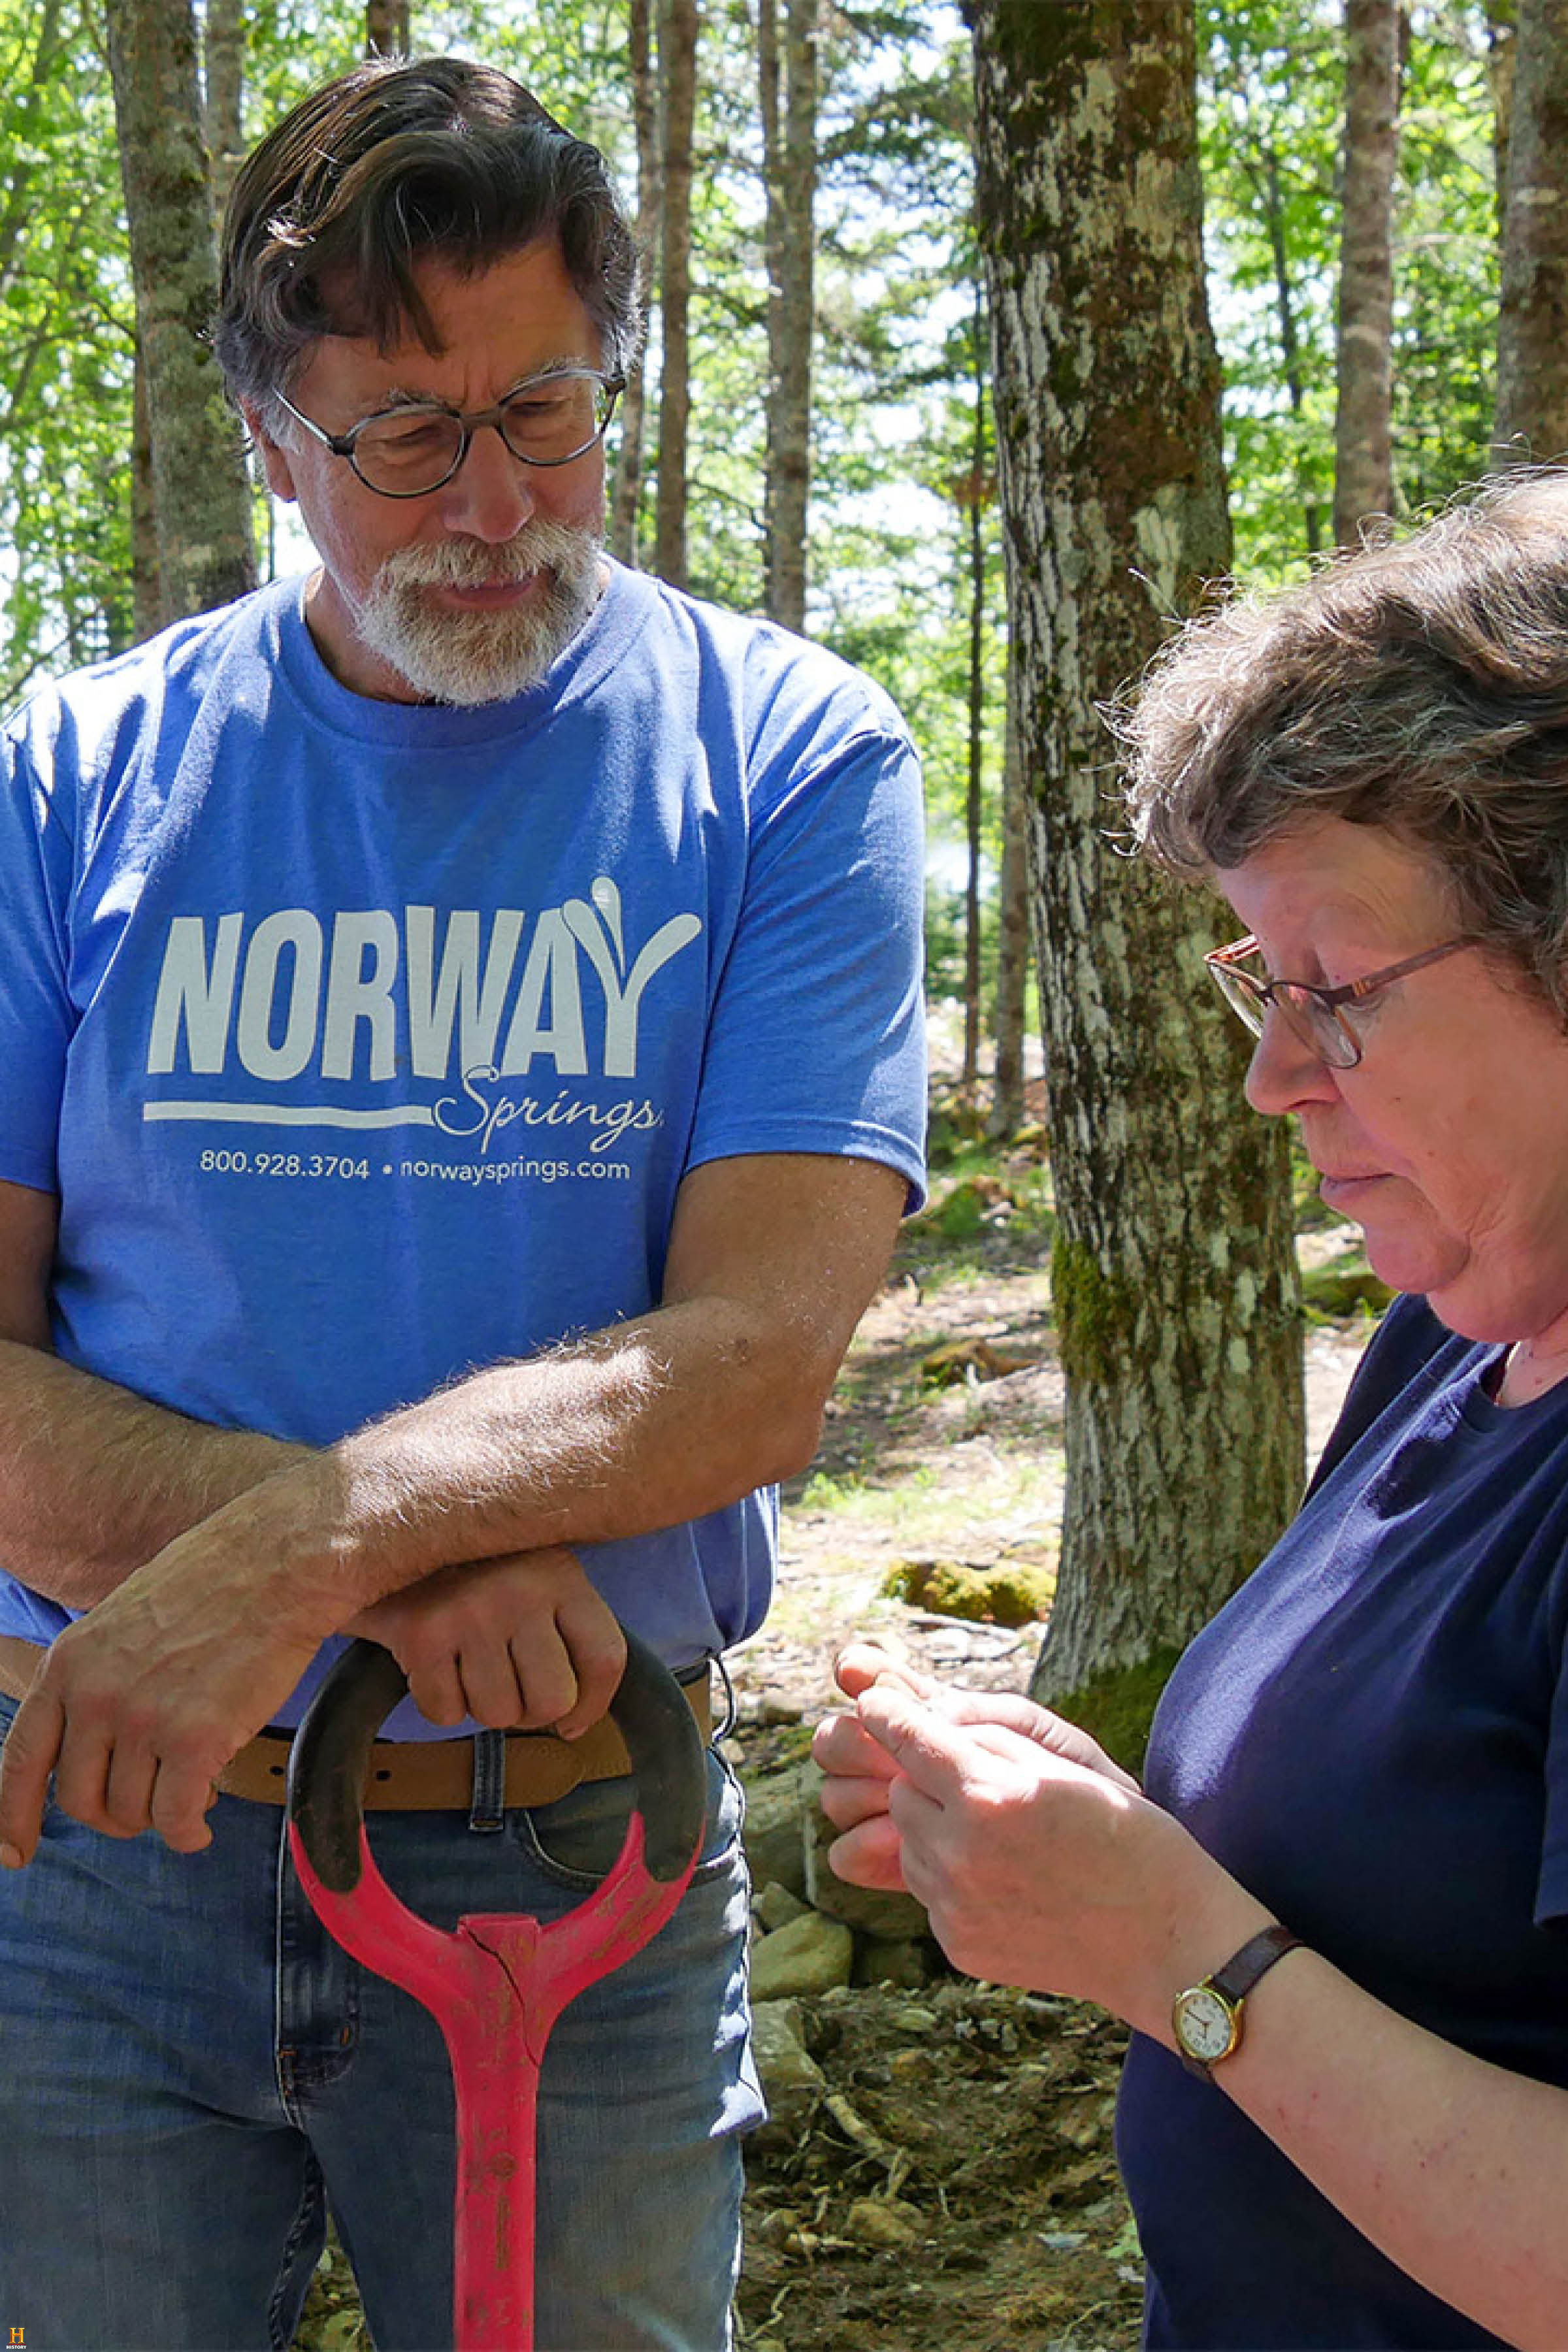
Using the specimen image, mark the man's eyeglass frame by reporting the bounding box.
[1204,933,1479,1070]
[269,367,625,500]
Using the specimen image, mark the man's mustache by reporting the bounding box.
[378,524,595,591]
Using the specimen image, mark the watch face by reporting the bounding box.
[1175,1986,1237,2065]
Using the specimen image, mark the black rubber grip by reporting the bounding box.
[286,1631,708,1895]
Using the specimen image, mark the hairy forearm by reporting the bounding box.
[0,1338,311,1606]
[222,1292,828,1643]
[1198,1952,1568,2347]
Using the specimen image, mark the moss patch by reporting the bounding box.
[1050,1232,1141,1390]
[1041,1644,1184,1778]
[1299,1260,1392,1320]
[882,1555,1055,1627]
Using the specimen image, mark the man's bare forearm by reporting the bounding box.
[5,1154,904,1637]
[197,1287,832,1643]
[0,1339,312,1607]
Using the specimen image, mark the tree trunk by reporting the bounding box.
[967,0,1304,1733]
[105,0,256,629]
[960,284,988,1096]
[201,0,246,220]
[1333,0,1400,544]
[1256,142,1324,556]
[989,646,1030,1141]
[610,0,661,566]
[1486,1,1518,233]
[131,351,161,641]
[365,0,410,58]
[1495,0,1568,463]
[760,0,817,630]
[653,0,698,588]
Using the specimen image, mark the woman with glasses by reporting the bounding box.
[816,472,1568,2350]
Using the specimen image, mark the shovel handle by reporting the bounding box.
[287,1629,709,1895]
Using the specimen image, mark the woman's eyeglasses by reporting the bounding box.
[1203,934,1478,1069]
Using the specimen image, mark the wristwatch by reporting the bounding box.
[1171,1923,1304,2080]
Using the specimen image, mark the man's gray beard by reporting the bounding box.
[355,521,602,706]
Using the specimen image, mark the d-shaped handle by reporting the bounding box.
[286,1629,708,1893]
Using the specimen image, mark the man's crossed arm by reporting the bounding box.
[0,1152,906,1862]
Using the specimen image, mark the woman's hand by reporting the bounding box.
[813,1644,1260,2029]
[346,1545,625,1737]
[813,1641,1141,1887]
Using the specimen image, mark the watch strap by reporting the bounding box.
[1208,1921,1303,2006]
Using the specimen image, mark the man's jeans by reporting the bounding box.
[0,1694,759,2351]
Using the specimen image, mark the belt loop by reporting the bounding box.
[710,1650,737,1744]
[468,1730,507,1833]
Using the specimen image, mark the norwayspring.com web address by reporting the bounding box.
[400,1156,632,1184]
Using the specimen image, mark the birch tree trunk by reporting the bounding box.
[1495,0,1568,463]
[760,0,817,630]
[610,0,660,566]
[201,0,246,220]
[105,0,255,629]
[968,0,1304,1736]
[653,0,698,588]
[1333,0,1399,544]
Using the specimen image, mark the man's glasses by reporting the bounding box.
[270,367,623,499]
[1204,933,1479,1070]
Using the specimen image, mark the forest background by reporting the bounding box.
[0,0,1546,1735]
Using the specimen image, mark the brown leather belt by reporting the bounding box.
[0,1632,711,1811]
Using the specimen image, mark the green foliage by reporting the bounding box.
[0,0,137,700]
[1393,5,1499,513]
[0,0,1513,1008]
[1200,0,1501,586]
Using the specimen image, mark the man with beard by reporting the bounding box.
[0,57,925,2352]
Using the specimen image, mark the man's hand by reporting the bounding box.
[345,1546,625,1735]
[0,1524,321,1866]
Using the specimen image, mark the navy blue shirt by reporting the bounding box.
[1117,1294,1568,2347]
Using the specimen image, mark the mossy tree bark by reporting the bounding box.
[967,0,1304,1720]
[105,0,255,631]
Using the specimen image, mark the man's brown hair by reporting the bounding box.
[212,57,640,410]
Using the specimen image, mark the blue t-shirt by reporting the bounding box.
[1117,1294,1568,2347]
[0,566,926,1727]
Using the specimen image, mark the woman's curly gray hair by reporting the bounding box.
[1120,472,1568,1017]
